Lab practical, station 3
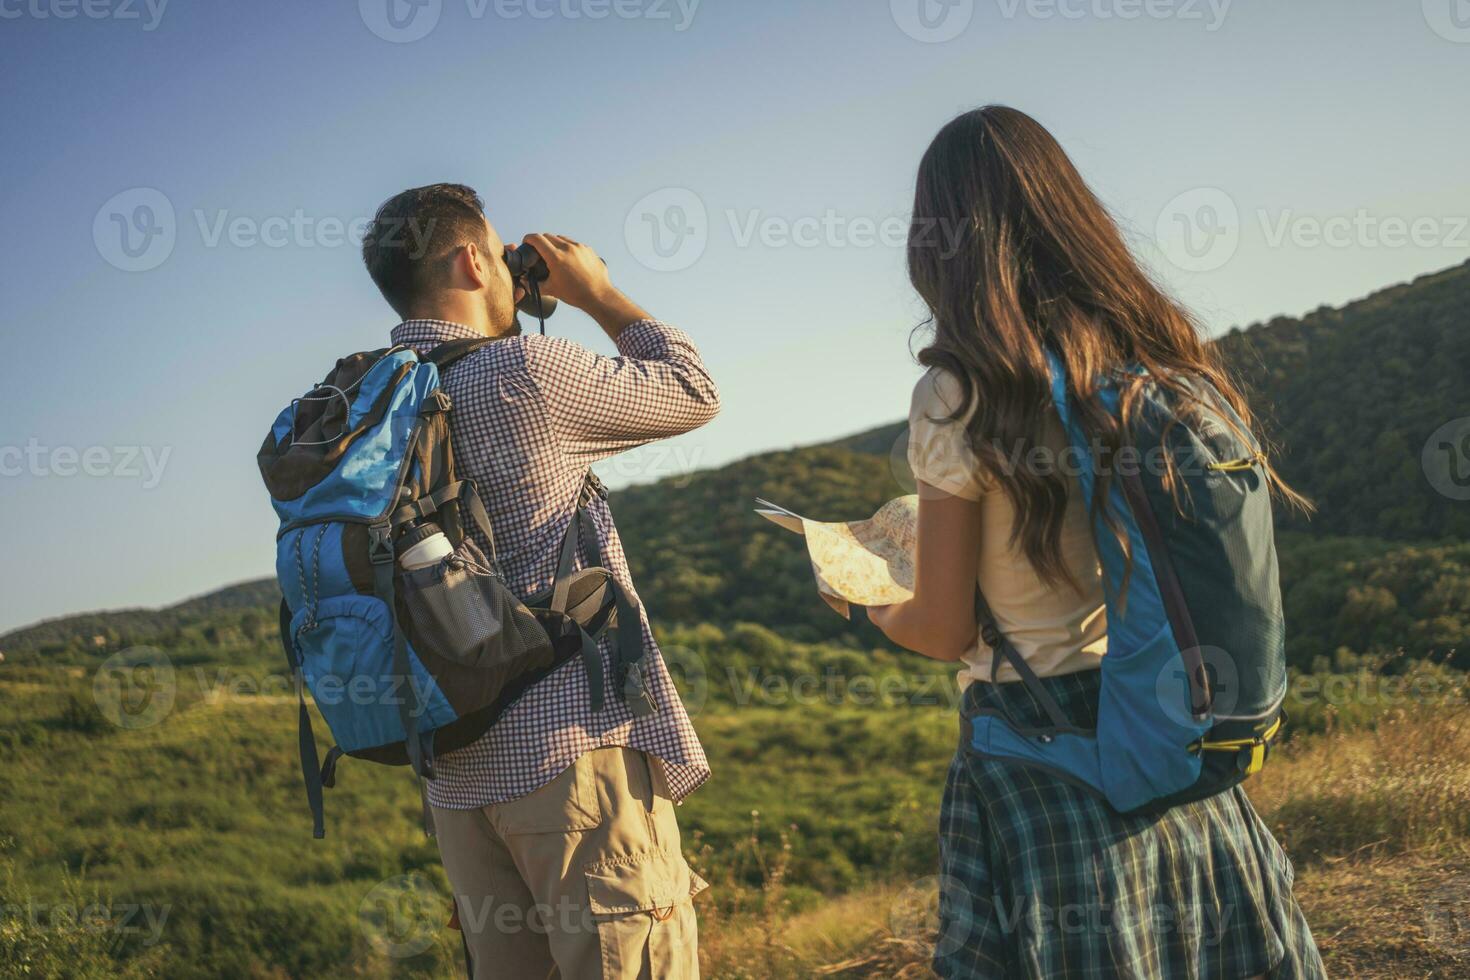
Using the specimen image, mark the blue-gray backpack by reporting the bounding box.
[258,337,653,838]
[967,351,1287,814]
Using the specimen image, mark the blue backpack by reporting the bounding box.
[258,337,653,837]
[968,351,1287,814]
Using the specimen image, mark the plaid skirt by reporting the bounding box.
[936,668,1326,980]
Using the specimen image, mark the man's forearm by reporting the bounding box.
[583,287,652,342]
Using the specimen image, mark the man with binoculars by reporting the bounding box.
[361,183,719,978]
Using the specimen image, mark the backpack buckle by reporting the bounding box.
[579,472,609,508]
[622,661,656,718]
[367,524,395,565]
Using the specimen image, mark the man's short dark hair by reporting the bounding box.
[361,183,491,316]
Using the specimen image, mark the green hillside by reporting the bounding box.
[0,580,278,664]
[614,262,1470,668]
[5,260,1468,669]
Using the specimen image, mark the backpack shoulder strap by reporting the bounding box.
[426,336,495,370]
[975,589,1078,733]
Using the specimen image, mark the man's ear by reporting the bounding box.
[456,242,495,290]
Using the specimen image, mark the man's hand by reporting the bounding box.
[523,234,650,339]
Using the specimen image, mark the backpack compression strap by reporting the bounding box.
[547,475,656,718]
[279,598,327,839]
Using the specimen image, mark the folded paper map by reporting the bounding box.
[754,496,918,619]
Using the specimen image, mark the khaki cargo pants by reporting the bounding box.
[432,747,706,979]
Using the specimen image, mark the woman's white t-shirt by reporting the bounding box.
[907,367,1107,687]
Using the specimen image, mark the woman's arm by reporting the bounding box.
[868,482,982,661]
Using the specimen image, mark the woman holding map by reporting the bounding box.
[866,106,1325,979]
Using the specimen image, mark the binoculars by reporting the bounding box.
[504,243,559,321]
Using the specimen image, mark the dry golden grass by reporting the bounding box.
[1293,854,1470,978]
[699,707,1470,979]
[1249,705,1470,863]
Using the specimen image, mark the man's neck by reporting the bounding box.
[401,309,514,339]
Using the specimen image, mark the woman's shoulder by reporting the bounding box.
[910,365,976,423]
[908,365,987,500]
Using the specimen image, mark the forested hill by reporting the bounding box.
[0,579,278,662]
[4,261,1466,666]
[1219,258,1470,541]
[613,259,1470,663]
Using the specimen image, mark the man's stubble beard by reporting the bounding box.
[488,290,522,338]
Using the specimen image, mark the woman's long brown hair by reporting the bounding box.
[907,105,1308,589]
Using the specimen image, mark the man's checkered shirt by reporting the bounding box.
[389,317,718,809]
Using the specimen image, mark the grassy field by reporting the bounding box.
[2,644,1468,978]
[695,691,1470,980]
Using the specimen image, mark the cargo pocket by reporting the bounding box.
[584,848,707,980]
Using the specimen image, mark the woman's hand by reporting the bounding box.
[867,484,983,662]
[866,602,900,638]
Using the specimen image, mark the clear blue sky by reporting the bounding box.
[2,0,1467,632]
